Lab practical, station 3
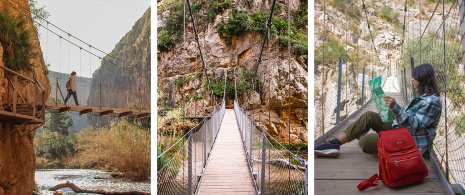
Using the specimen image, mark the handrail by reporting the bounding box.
[0,65,35,83]
[234,100,307,194]
[0,65,46,123]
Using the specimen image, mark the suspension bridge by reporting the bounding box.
[315,0,465,193]
[0,1,150,128]
[157,0,308,193]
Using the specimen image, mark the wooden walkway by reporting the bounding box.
[46,103,150,118]
[197,109,256,195]
[315,92,446,194]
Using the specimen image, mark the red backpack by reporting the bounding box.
[357,128,428,190]
[66,79,71,89]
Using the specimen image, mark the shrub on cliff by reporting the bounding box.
[0,13,35,71]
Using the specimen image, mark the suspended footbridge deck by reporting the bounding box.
[315,92,446,194]
[46,103,150,118]
[197,109,256,195]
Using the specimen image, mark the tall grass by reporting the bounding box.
[69,119,150,181]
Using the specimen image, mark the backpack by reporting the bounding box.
[66,79,71,89]
[357,128,428,191]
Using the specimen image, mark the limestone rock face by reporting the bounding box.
[158,2,308,143]
[88,8,151,109]
[0,1,51,194]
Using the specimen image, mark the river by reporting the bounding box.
[35,169,151,194]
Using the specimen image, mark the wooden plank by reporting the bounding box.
[315,179,444,194]
[79,109,92,115]
[198,109,256,195]
[117,111,133,117]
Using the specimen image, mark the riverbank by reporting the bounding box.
[35,169,150,195]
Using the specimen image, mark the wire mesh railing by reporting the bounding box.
[315,56,389,137]
[157,101,225,195]
[396,0,465,188]
[234,100,307,195]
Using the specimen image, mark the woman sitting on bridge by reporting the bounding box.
[315,63,442,159]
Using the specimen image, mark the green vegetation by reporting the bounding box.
[378,6,399,24]
[28,0,50,31]
[210,78,235,99]
[191,2,204,12]
[157,0,183,51]
[217,9,249,45]
[0,13,35,71]
[235,66,255,97]
[330,0,361,20]
[453,113,465,135]
[35,109,76,168]
[208,0,231,21]
[158,29,175,51]
[217,6,308,56]
[269,140,308,151]
[314,35,348,68]
[175,76,185,88]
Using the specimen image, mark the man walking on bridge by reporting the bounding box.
[64,71,79,106]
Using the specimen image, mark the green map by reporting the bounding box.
[368,76,395,122]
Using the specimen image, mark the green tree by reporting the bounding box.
[35,108,76,161]
[43,110,73,136]
[28,0,50,31]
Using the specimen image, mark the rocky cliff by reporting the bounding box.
[158,0,308,143]
[88,8,151,110]
[0,0,51,194]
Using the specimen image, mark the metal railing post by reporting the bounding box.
[188,131,193,195]
[403,67,408,101]
[56,78,58,106]
[250,120,253,165]
[362,67,365,105]
[410,59,415,95]
[336,56,342,124]
[305,165,308,194]
[203,120,207,166]
[260,129,266,195]
[139,86,142,112]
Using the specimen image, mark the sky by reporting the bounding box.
[36,0,150,78]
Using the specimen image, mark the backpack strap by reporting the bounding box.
[357,174,379,191]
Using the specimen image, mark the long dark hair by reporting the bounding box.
[412,63,440,96]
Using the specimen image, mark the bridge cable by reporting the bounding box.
[287,0,292,182]
[321,0,327,134]
[3,0,150,74]
[59,37,62,82]
[68,34,71,75]
[36,22,150,80]
[46,22,49,65]
[89,46,93,106]
[240,0,279,111]
[419,0,422,62]
[361,0,383,67]
[416,1,456,57]
[185,0,214,106]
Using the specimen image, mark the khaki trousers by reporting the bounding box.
[343,111,393,154]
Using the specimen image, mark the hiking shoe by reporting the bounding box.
[315,141,340,157]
